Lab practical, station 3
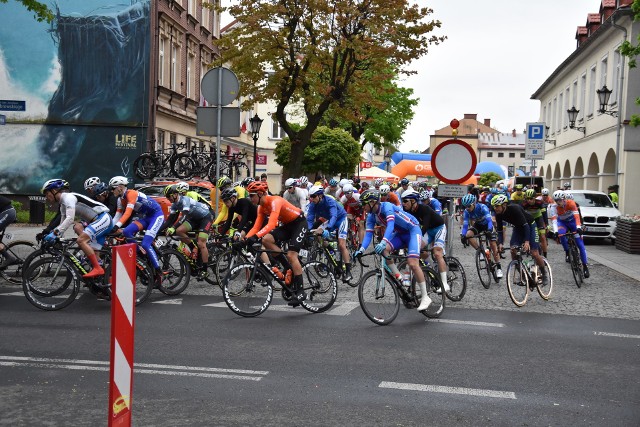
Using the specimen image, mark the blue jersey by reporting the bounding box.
[361,202,420,250]
[169,195,211,221]
[461,203,494,235]
[428,198,442,215]
[306,194,347,232]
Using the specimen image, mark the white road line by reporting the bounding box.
[152,299,183,305]
[379,381,516,400]
[326,302,360,316]
[429,319,505,328]
[202,302,228,308]
[594,331,640,339]
[0,292,26,297]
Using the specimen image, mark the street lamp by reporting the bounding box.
[249,113,263,177]
[567,106,586,135]
[596,85,618,117]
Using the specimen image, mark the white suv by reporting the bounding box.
[566,190,621,243]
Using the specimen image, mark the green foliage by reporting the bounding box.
[619,0,640,126]
[274,126,361,176]
[478,172,504,188]
[0,0,54,23]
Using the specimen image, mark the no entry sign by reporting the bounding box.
[431,139,477,184]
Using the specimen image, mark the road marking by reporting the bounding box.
[0,356,267,381]
[379,381,516,399]
[0,292,26,297]
[152,298,183,305]
[326,302,360,316]
[594,331,640,339]
[202,302,228,308]
[429,319,505,328]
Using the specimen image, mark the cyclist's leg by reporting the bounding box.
[429,225,449,291]
[0,206,18,267]
[140,214,164,271]
[336,217,351,280]
[79,213,112,278]
[535,217,548,257]
[465,226,479,250]
[557,221,570,257]
[285,218,308,302]
[403,228,431,311]
[195,216,213,266]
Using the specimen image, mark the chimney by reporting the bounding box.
[575,26,588,48]
[586,13,601,36]
[484,118,491,128]
[512,129,516,137]
[463,113,477,120]
[600,0,615,21]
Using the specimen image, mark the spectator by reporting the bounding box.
[608,184,619,205]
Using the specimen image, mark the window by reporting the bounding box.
[156,129,165,151]
[170,132,177,147]
[201,3,209,28]
[551,97,557,133]
[588,65,596,116]
[509,152,515,158]
[563,87,570,128]
[572,80,578,108]
[498,152,504,158]
[612,49,621,105]
[186,136,192,150]
[546,101,552,130]
[188,0,195,16]
[187,54,194,99]
[271,114,286,139]
[520,153,525,158]
[600,55,608,89]
[487,152,493,158]
[159,37,165,86]
[557,92,563,132]
[171,44,179,91]
[580,73,587,120]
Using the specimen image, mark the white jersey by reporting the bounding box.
[56,192,110,235]
[283,187,309,213]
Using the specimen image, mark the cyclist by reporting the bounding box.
[395,178,413,198]
[84,177,102,196]
[420,190,442,215]
[243,180,308,304]
[521,188,549,258]
[491,194,550,287]
[460,194,503,278]
[401,189,450,293]
[354,189,433,311]
[161,184,213,278]
[307,185,353,283]
[340,183,365,252]
[283,177,309,212]
[41,179,113,278]
[92,183,118,217]
[324,178,341,198]
[380,184,400,206]
[110,176,165,283]
[550,190,589,278]
[175,181,212,209]
[373,178,383,190]
[0,194,18,269]
[510,184,525,203]
[219,187,258,240]
[212,175,247,229]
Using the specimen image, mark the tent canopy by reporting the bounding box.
[358,166,400,182]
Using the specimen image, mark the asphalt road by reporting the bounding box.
[1,226,639,425]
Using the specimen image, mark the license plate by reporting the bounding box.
[583,226,591,232]
[299,249,308,258]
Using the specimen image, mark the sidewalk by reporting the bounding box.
[586,241,640,282]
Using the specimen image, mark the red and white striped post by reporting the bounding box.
[108,243,137,427]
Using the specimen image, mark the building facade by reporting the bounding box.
[429,113,498,157]
[477,130,528,174]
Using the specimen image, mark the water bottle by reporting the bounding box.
[402,272,411,288]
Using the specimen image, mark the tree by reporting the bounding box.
[0,0,53,22]
[216,0,445,176]
[478,172,504,188]
[619,0,640,126]
[274,126,361,176]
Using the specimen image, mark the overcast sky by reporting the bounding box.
[221,1,601,151]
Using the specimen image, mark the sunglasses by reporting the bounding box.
[401,199,412,203]
[309,194,319,199]
[249,193,258,197]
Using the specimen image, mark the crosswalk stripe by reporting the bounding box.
[594,331,640,339]
[379,381,516,399]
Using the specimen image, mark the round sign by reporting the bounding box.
[431,139,477,184]
[201,67,239,106]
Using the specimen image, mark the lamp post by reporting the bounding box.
[567,106,586,135]
[596,85,618,117]
[249,113,263,177]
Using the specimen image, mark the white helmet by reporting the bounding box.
[84,177,101,190]
[541,188,549,196]
[109,176,129,188]
[338,178,349,188]
[552,190,566,201]
[299,176,309,186]
[401,189,420,199]
[342,183,355,193]
[374,178,383,187]
[308,185,324,197]
[175,181,189,194]
[285,178,297,187]
[379,184,391,195]
[566,192,574,200]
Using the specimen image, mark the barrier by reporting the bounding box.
[108,243,137,426]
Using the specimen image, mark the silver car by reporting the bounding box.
[566,190,621,244]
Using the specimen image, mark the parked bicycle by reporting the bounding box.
[505,245,553,307]
[133,142,196,180]
[208,152,249,183]
[357,253,445,326]
[0,230,37,284]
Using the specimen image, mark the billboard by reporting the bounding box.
[0,0,150,194]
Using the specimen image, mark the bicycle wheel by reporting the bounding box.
[418,266,445,319]
[0,240,37,284]
[535,258,553,300]
[222,262,273,317]
[569,244,583,288]
[157,247,190,295]
[171,154,196,179]
[133,154,159,180]
[358,269,400,326]
[22,256,80,311]
[443,256,467,302]
[300,261,338,313]
[475,248,492,289]
[347,254,364,288]
[215,247,237,287]
[506,260,529,307]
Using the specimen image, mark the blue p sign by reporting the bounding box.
[527,123,545,140]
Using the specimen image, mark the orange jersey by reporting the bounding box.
[386,192,401,206]
[556,199,581,226]
[246,195,303,239]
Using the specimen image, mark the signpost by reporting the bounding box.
[525,122,545,186]
[360,161,372,169]
[0,100,26,111]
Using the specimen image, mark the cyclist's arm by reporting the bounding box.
[461,210,470,235]
[297,188,308,213]
[55,195,76,235]
[255,199,283,238]
[359,214,376,250]
[482,205,494,230]
[213,203,228,225]
[245,206,265,239]
[114,191,138,227]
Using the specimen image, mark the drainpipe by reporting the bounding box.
[611,14,626,188]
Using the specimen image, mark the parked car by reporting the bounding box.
[565,190,621,243]
[136,179,214,218]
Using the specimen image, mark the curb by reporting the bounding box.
[588,252,640,283]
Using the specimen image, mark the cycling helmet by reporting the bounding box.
[246,181,269,193]
[401,189,420,200]
[491,194,508,206]
[93,183,109,196]
[563,182,571,189]
[400,178,409,186]
[308,185,324,196]
[524,189,536,198]
[490,188,498,194]
[241,177,255,187]
[342,183,355,194]
[84,177,101,190]
[175,181,189,194]
[374,178,383,187]
[552,190,566,201]
[541,188,549,196]
[419,190,429,201]
[347,179,354,186]
[299,176,309,186]
[328,178,338,186]
[163,184,179,197]
[379,184,390,195]
[338,179,349,188]
[515,184,524,190]
[360,189,380,203]
[220,187,238,201]
[460,194,477,207]
[41,179,69,194]
[217,176,232,189]
[360,181,370,189]
[284,178,297,188]
[566,192,574,200]
[109,176,129,188]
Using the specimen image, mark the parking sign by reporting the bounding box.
[525,122,545,160]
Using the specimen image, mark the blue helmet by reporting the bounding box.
[400,178,410,186]
[461,194,477,207]
[93,183,109,196]
[329,178,338,186]
[41,179,69,194]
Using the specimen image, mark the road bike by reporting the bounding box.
[304,231,363,288]
[133,143,196,180]
[208,152,250,183]
[420,249,467,302]
[0,230,37,284]
[559,231,584,288]
[470,230,501,289]
[357,253,445,326]
[221,243,338,317]
[505,246,553,307]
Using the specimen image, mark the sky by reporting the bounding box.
[221,0,601,152]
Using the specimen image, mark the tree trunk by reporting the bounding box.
[288,139,306,176]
